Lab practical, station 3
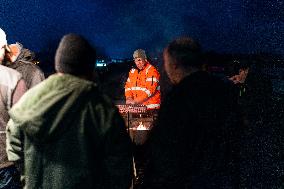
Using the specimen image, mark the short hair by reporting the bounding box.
[165,37,202,68]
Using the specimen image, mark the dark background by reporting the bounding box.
[1,1,283,187]
[1,0,283,98]
[1,0,283,60]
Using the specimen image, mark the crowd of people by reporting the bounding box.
[0,27,282,189]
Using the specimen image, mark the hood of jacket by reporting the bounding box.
[9,74,98,143]
[17,47,35,62]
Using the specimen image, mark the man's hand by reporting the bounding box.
[228,75,241,84]
[126,98,136,105]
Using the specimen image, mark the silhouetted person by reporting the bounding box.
[227,59,272,116]
[227,59,282,188]
[142,37,240,188]
[6,34,133,189]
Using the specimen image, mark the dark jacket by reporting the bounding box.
[5,44,45,89]
[6,74,133,189]
[237,69,272,118]
[142,71,240,189]
[236,69,282,188]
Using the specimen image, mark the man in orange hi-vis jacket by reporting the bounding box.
[125,49,161,109]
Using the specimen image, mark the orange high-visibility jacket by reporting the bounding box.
[125,62,161,109]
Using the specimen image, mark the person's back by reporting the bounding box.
[6,34,133,189]
[8,74,133,188]
[144,72,239,188]
[142,37,240,188]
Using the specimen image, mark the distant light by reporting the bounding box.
[96,63,106,67]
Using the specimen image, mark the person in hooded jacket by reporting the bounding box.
[6,34,133,189]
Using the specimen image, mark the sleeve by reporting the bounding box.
[102,107,133,188]
[145,67,160,97]
[12,79,27,105]
[6,119,24,162]
[124,72,133,100]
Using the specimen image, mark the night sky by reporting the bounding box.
[1,0,283,59]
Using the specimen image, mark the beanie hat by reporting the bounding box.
[0,28,11,52]
[55,34,96,76]
[133,49,147,60]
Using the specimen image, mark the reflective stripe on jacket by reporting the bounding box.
[125,62,161,109]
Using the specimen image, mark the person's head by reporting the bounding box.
[0,28,11,64]
[6,42,22,63]
[163,37,202,84]
[55,34,96,80]
[133,49,147,70]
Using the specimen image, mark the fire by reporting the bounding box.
[136,122,148,130]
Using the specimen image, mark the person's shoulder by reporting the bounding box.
[147,63,160,74]
[0,64,20,75]
[129,67,137,74]
[0,65,22,85]
[150,64,159,71]
[17,60,44,76]
[18,60,41,70]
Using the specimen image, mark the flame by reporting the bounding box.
[136,122,147,130]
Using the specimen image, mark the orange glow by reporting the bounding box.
[136,122,148,130]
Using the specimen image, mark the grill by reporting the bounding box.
[116,104,158,145]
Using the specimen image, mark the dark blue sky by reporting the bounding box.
[1,0,283,59]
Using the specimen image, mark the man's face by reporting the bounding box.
[134,57,147,70]
[238,68,249,83]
